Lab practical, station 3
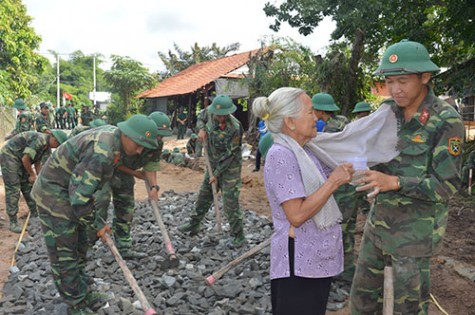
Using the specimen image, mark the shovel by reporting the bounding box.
[104,234,158,315]
[202,141,222,233]
[145,180,179,268]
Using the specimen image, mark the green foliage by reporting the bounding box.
[104,55,156,121]
[0,0,48,102]
[158,42,241,78]
[263,0,475,99]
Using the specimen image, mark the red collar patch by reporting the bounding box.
[419,108,429,125]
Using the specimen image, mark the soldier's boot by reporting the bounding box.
[69,303,97,315]
[178,220,201,236]
[9,216,21,233]
[228,233,246,248]
[84,290,108,311]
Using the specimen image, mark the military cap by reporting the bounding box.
[148,111,172,136]
[312,93,340,112]
[162,149,171,155]
[373,40,440,76]
[208,95,237,115]
[39,102,49,109]
[352,102,372,113]
[89,119,107,128]
[13,99,27,110]
[173,147,180,153]
[190,133,198,139]
[50,129,68,144]
[117,114,159,149]
[258,132,274,160]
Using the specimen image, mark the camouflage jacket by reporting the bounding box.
[198,108,243,177]
[81,110,94,126]
[35,113,51,132]
[120,140,164,172]
[15,110,34,133]
[366,88,464,257]
[324,115,348,133]
[69,125,91,138]
[31,126,122,221]
[0,131,50,165]
[186,138,197,153]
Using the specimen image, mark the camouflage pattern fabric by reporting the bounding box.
[350,88,464,313]
[350,233,430,314]
[39,211,90,306]
[170,152,185,166]
[30,126,122,306]
[9,110,34,138]
[67,106,77,129]
[69,125,92,138]
[81,110,94,126]
[35,112,51,132]
[186,138,197,155]
[190,112,244,237]
[325,114,348,133]
[0,131,50,217]
[94,140,164,249]
[56,106,66,129]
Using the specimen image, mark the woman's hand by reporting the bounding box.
[328,163,354,187]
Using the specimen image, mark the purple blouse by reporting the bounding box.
[264,143,344,280]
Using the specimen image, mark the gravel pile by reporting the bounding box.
[0,190,349,314]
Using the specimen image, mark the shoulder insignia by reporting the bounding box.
[448,137,461,156]
[411,135,425,143]
[419,108,429,125]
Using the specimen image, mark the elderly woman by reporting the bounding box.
[253,87,354,315]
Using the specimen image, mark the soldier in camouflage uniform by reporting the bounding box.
[349,40,464,314]
[30,114,158,315]
[179,95,245,247]
[35,102,52,132]
[176,108,188,140]
[81,105,94,126]
[0,129,67,232]
[69,118,107,138]
[312,92,349,133]
[186,133,198,156]
[67,103,78,129]
[5,99,33,140]
[170,147,185,166]
[93,112,170,259]
[161,148,172,163]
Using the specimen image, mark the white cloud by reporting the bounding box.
[23,0,335,72]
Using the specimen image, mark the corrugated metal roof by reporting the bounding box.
[138,49,259,99]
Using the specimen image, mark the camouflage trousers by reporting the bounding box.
[192,169,243,237]
[350,233,430,314]
[38,208,89,306]
[0,154,37,217]
[195,141,203,157]
[94,171,135,250]
[334,185,370,282]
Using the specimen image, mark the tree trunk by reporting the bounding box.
[345,28,365,116]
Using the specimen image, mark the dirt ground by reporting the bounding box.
[1,138,474,314]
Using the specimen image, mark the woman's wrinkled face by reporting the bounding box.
[294,94,317,140]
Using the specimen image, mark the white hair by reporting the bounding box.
[252,87,307,134]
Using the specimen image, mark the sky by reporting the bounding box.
[23,0,336,73]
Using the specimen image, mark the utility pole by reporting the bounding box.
[93,54,97,106]
[56,54,60,108]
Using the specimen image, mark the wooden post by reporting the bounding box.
[383,266,394,315]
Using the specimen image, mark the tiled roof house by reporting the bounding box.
[138,49,261,129]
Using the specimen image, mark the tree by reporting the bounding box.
[158,42,240,78]
[264,0,475,107]
[104,55,156,121]
[0,0,48,103]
